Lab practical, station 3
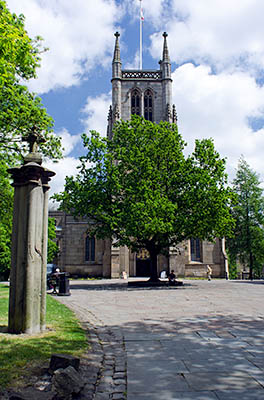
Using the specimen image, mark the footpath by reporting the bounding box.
[55,279,264,400]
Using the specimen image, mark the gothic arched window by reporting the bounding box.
[144,89,153,121]
[85,236,95,262]
[131,89,141,116]
[190,238,202,262]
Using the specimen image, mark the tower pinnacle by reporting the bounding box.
[112,31,122,79]
[113,31,121,63]
[162,32,170,63]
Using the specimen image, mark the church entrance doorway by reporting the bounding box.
[136,249,151,277]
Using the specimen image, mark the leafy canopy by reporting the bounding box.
[0,0,62,276]
[55,116,234,258]
[0,0,62,159]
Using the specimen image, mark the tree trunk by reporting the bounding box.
[246,200,253,280]
[249,251,254,280]
[148,249,159,282]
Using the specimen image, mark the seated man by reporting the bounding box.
[168,270,176,285]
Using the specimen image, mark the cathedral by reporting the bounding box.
[49,32,228,279]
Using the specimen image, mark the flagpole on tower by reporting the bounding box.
[139,0,143,70]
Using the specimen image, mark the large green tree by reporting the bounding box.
[227,158,264,279]
[0,0,63,276]
[55,116,234,281]
[0,158,13,279]
[0,0,62,159]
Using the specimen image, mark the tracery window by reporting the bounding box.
[190,238,202,262]
[144,89,153,121]
[131,89,141,116]
[85,236,95,262]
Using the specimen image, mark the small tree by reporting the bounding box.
[48,218,59,264]
[227,158,264,279]
[55,116,234,281]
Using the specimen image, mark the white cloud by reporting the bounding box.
[137,0,264,181]
[122,0,170,29]
[81,92,112,136]
[47,93,111,206]
[172,63,264,181]
[44,128,81,205]
[124,50,140,70]
[130,0,164,25]
[6,0,264,187]
[149,0,264,75]
[59,128,80,157]
[8,0,122,93]
[46,157,80,202]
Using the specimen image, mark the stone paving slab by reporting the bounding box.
[215,389,264,400]
[183,358,260,373]
[55,279,264,399]
[128,372,190,393]
[183,371,263,391]
[125,340,163,352]
[127,358,189,374]
[250,359,264,370]
[127,391,219,400]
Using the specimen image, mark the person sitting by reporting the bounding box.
[160,269,167,279]
[168,270,176,285]
[50,268,60,294]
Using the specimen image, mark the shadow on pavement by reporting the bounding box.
[68,280,192,291]
[112,314,264,398]
[230,280,264,285]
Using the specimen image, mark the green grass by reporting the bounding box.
[0,284,88,389]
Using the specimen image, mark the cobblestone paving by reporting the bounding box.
[56,279,264,399]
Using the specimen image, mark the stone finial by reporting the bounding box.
[107,105,113,122]
[23,126,46,165]
[23,126,45,153]
[166,103,172,122]
[107,105,113,139]
[113,104,120,121]
[172,104,178,124]
[162,32,170,63]
[113,31,121,63]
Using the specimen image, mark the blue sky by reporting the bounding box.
[6,0,264,200]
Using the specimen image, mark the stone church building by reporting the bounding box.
[50,32,228,279]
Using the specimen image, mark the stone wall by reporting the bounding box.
[49,211,106,278]
[49,211,227,279]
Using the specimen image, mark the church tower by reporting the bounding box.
[107,31,177,139]
[106,31,227,280]
[48,32,227,281]
[108,31,177,278]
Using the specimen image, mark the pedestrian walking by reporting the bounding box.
[206,265,212,281]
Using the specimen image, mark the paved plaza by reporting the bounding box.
[57,279,264,399]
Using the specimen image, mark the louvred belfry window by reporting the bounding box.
[144,89,153,121]
[131,89,141,116]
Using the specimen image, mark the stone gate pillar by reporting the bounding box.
[8,148,55,334]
